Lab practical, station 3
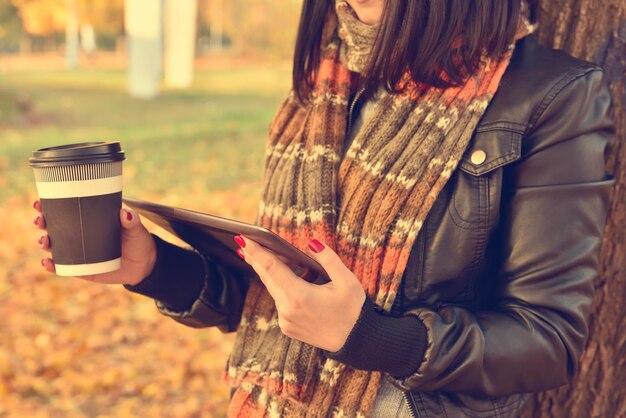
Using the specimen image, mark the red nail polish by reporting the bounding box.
[41,258,46,266]
[308,239,325,253]
[234,235,245,248]
[33,200,38,209]
[236,248,245,260]
[34,216,39,225]
[38,236,44,245]
[126,211,132,221]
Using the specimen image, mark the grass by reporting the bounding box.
[0,64,291,418]
[1,66,290,206]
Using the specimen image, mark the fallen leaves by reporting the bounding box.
[0,196,235,417]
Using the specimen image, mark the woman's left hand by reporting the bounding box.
[234,235,366,352]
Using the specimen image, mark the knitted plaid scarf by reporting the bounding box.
[225,2,535,417]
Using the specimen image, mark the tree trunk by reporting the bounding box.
[521,1,626,417]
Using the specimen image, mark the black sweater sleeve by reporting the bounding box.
[323,296,429,379]
[124,234,253,332]
[124,234,206,311]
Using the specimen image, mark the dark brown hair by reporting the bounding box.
[292,0,538,102]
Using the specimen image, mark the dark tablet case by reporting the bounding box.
[122,197,330,285]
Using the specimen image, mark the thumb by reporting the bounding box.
[120,208,143,236]
[306,238,354,284]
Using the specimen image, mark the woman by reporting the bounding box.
[34,0,616,416]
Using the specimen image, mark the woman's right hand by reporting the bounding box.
[33,200,157,286]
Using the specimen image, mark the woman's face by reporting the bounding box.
[345,0,385,25]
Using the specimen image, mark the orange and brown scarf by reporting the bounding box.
[225,2,536,416]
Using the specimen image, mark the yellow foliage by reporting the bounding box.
[11,0,124,36]
[12,0,67,36]
[77,0,123,33]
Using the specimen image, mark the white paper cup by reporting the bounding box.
[30,142,125,276]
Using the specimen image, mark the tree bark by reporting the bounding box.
[521,1,626,417]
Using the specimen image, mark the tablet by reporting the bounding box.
[122,197,330,285]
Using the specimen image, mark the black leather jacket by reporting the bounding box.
[132,34,616,418]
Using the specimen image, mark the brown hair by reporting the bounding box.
[292,0,538,102]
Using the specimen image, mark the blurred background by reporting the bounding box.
[0,0,301,416]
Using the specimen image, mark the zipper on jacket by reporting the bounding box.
[403,390,419,418]
[346,86,366,134]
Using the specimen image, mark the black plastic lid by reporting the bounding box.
[29,141,125,167]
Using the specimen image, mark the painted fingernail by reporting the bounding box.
[41,258,46,266]
[38,236,44,245]
[33,200,38,209]
[308,239,325,253]
[236,248,245,260]
[34,216,40,225]
[234,235,245,248]
[126,210,133,221]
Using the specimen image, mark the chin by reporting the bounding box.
[346,0,383,25]
[355,11,381,25]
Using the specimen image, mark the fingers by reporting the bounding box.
[306,238,355,285]
[35,200,53,272]
[33,214,46,230]
[41,257,56,273]
[33,200,47,230]
[120,207,133,226]
[37,234,52,254]
[120,208,145,237]
[237,235,309,299]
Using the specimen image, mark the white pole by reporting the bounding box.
[125,0,162,98]
[80,25,97,56]
[164,0,198,89]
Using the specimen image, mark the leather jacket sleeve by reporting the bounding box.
[391,67,616,396]
[126,234,253,333]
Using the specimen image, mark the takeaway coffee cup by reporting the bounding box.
[29,142,125,276]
